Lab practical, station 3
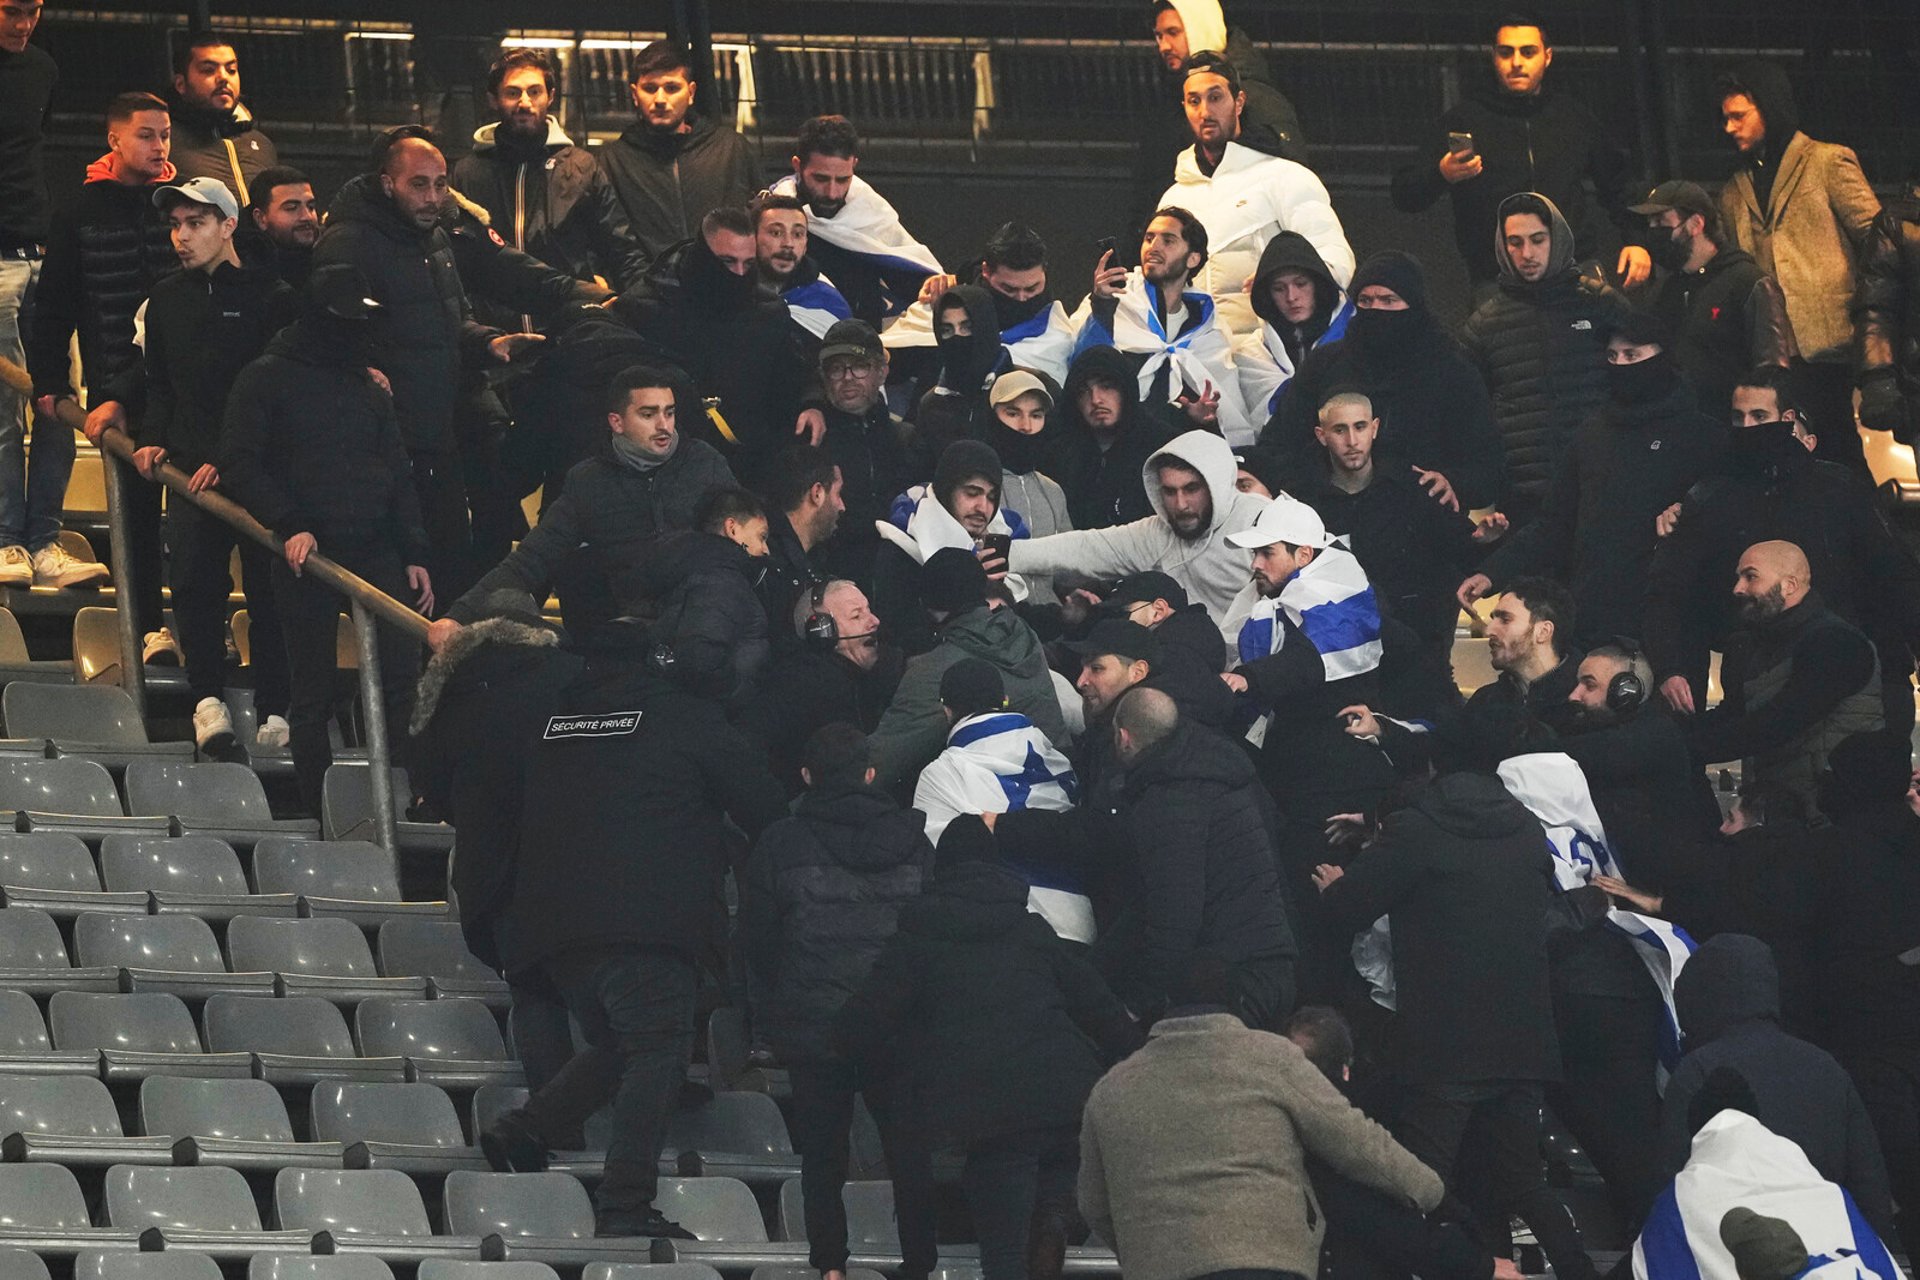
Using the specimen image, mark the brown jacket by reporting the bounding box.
[1078,1012,1444,1280]
[1719,131,1882,362]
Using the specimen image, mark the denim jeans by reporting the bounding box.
[0,257,74,551]
[960,1125,1082,1280]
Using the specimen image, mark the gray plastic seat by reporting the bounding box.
[100,835,296,921]
[377,920,507,1006]
[749,1269,884,1280]
[0,757,169,844]
[124,761,317,846]
[228,916,426,1004]
[138,1076,345,1172]
[654,1177,769,1243]
[202,994,404,1088]
[0,1073,173,1167]
[354,998,521,1090]
[0,832,146,917]
[72,1252,223,1280]
[323,764,453,856]
[0,1249,52,1280]
[443,1171,595,1239]
[73,912,272,999]
[103,1165,262,1232]
[6,683,194,771]
[248,1258,395,1280]
[48,991,248,1083]
[0,1162,94,1229]
[582,1268,726,1280]
[0,906,118,995]
[0,990,92,1076]
[253,838,445,928]
[774,1179,896,1246]
[274,1168,483,1263]
[419,1265,560,1280]
[668,1093,798,1185]
[311,1081,486,1175]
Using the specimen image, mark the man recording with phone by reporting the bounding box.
[1390,11,1648,298]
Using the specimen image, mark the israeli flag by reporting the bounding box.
[1070,273,1255,443]
[783,276,852,339]
[1634,1111,1904,1280]
[766,173,943,319]
[1497,751,1697,1081]
[883,297,1076,386]
[1236,541,1383,681]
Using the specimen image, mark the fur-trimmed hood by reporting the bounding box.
[411,616,561,736]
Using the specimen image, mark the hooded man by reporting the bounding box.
[166,32,277,204]
[1234,230,1353,421]
[1053,345,1179,531]
[1460,191,1630,528]
[1011,429,1267,643]
[1263,251,1505,513]
[885,222,1077,387]
[913,284,1009,463]
[1158,54,1353,340]
[452,48,647,295]
[1465,311,1725,647]
[1716,61,1881,469]
[1658,935,1896,1242]
[596,40,758,264]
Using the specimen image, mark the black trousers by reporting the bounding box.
[1842,1049,1920,1248]
[118,461,165,637]
[409,448,476,607]
[788,1058,938,1279]
[1395,1079,1596,1280]
[959,1124,1081,1280]
[272,542,418,816]
[1548,988,1667,1236]
[168,499,286,712]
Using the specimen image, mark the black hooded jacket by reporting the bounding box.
[1724,60,1800,209]
[741,783,934,1063]
[914,285,1006,468]
[1645,245,1796,420]
[1459,192,1630,518]
[1658,934,1895,1237]
[1250,231,1343,372]
[452,120,649,291]
[596,113,759,263]
[1054,345,1180,530]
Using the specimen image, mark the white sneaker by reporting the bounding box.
[192,696,235,752]
[31,542,108,588]
[142,627,182,666]
[0,545,30,588]
[256,714,291,751]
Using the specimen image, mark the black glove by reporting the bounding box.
[1858,370,1909,435]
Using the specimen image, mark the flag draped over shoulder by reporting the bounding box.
[1071,274,1254,442]
[1236,542,1383,681]
[767,174,942,318]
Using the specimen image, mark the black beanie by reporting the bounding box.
[936,813,1000,869]
[921,546,988,617]
[940,657,1006,717]
[933,439,1003,512]
[1350,250,1429,313]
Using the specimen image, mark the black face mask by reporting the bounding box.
[686,243,757,311]
[1650,228,1693,273]
[1606,354,1678,406]
[1345,306,1421,358]
[1728,419,1804,472]
[985,414,1052,474]
[987,287,1049,334]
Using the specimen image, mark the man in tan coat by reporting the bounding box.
[1715,60,1880,470]
[1077,961,1445,1280]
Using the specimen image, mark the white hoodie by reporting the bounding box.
[1008,429,1262,641]
[1160,141,1354,338]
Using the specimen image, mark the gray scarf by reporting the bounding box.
[610,431,678,472]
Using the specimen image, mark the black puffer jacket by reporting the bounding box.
[1055,345,1179,531]
[914,285,1004,467]
[167,100,277,202]
[1645,244,1796,420]
[452,119,648,291]
[447,439,737,631]
[1459,192,1629,518]
[1658,934,1895,1238]
[312,174,499,455]
[501,308,677,498]
[1146,603,1233,727]
[596,114,759,263]
[837,851,1138,1144]
[1855,187,1920,434]
[28,157,179,401]
[218,318,430,562]
[741,784,933,1063]
[1100,720,1297,1024]
[641,528,772,701]
[1481,373,1725,646]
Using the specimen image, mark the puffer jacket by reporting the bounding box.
[311,174,500,454]
[1855,186,1920,434]
[28,155,180,401]
[1459,192,1629,518]
[640,528,773,702]
[741,783,933,1063]
[596,113,759,262]
[452,118,648,291]
[167,99,277,203]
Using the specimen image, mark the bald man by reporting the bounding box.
[1690,539,1883,820]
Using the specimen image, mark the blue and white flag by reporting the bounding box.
[1235,295,1355,418]
[767,174,942,319]
[882,297,1076,386]
[1071,273,1255,443]
[1236,541,1383,681]
[783,275,852,339]
[1498,751,1697,1081]
[1634,1111,1904,1280]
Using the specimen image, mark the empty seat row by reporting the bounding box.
[0,683,195,772]
[0,1255,758,1280]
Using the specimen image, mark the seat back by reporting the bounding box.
[377,920,500,982]
[203,994,355,1058]
[0,1163,92,1228]
[0,832,102,890]
[654,1177,768,1243]
[0,1074,124,1137]
[0,758,125,817]
[0,990,52,1053]
[310,1081,466,1148]
[253,839,399,902]
[581,1268,725,1280]
[229,916,378,979]
[321,766,411,843]
[0,907,71,968]
[50,991,202,1054]
[419,1265,559,1280]
[667,1093,793,1159]
[0,1249,51,1280]
[248,1259,393,1280]
[103,1164,264,1231]
[441,1171,595,1239]
[100,836,246,896]
[355,998,505,1061]
[73,1254,224,1280]
[75,912,225,973]
[4,683,149,746]
[126,762,273,824]
[139,1075,296,1143]
[273,1168,431,1236]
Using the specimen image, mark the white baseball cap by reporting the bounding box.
[1225,495,1333,550]
[154,175,239,221]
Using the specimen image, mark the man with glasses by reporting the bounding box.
[812,319,917,586]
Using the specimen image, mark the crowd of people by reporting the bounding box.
[2,1,1919,1277]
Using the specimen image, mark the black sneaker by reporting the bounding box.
[596,1210,697,1240]
[479,1108,549,1173]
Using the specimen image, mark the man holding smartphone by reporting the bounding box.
[1391,11,1648,297]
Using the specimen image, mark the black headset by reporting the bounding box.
[802,581,839,648]
[1604,635,1649,712]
